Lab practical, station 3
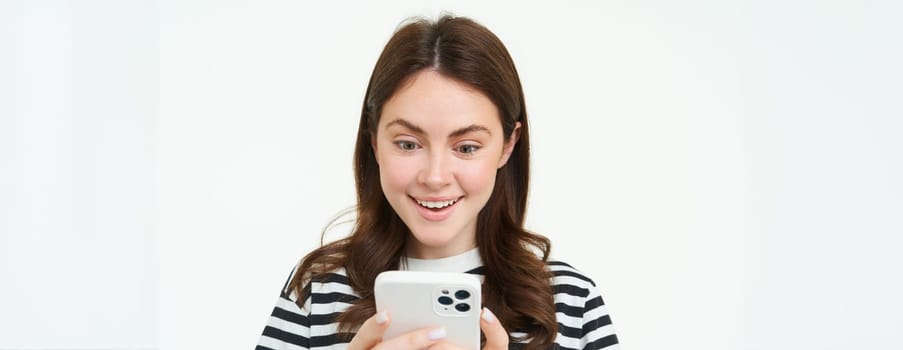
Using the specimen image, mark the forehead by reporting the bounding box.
[379,70,501,132]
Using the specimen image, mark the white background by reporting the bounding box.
[1,0,901,349]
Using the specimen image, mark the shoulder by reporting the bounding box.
[282,265,359,305]
[545,260,611,312]
[259,266,356,348]
[546,260,599,294]
[546,260,621,349]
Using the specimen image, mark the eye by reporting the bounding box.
[394,140,419,151]
[456,144,480,154]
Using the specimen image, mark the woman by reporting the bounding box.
[257,15,619,350]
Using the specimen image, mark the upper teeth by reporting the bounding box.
[417,199,457,209]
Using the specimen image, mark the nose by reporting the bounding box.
[418,151,452,190]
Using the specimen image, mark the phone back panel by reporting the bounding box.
[374,271,481,349]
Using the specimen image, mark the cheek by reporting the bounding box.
[457,159,499,193]
[378,155,417,191]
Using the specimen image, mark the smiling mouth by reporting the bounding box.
[414,197,460,209]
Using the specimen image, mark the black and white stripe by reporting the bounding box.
[257,262,619,350]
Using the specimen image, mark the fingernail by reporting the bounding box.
[482,307,496,324]
[376,311,389,324]
[427,327,447,340]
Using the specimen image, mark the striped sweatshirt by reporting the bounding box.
[257,248,619,350]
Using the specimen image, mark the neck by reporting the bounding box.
[405,241,477,259]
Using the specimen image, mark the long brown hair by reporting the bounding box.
[289,15,556,348]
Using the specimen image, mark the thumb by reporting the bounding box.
[348,310,391,350]
[480,308,509,350]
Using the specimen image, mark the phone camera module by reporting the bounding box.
[454,290,471,300]
[432,285,477,316]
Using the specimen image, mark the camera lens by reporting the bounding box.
[454,290,470,300]
[438,296,454,305]
[455,303,471,312]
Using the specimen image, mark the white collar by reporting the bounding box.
[401,247,482,272]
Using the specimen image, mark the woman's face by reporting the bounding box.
[374,70,519,259]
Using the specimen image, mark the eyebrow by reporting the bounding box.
[385,118,492,138]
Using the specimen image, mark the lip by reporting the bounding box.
[410,195,461,222]
[414,196,461,202]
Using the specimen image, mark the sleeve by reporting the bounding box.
[256,266,312,350]
[579,285,620,350]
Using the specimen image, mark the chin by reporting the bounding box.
[410,230,456,247]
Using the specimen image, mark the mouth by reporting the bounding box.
[415,198,459,209]
[410,195,463,221]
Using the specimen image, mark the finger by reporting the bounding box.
[347,311,391,350]
[480,308,509,350]
[426,341,462,350]
[374,326,447,350]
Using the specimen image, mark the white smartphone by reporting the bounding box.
[374,271,482,349]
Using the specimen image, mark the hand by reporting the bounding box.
[347,310,445,350]
[347,308,509,350]
[429,308,510,350]
[477,308,509,350]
